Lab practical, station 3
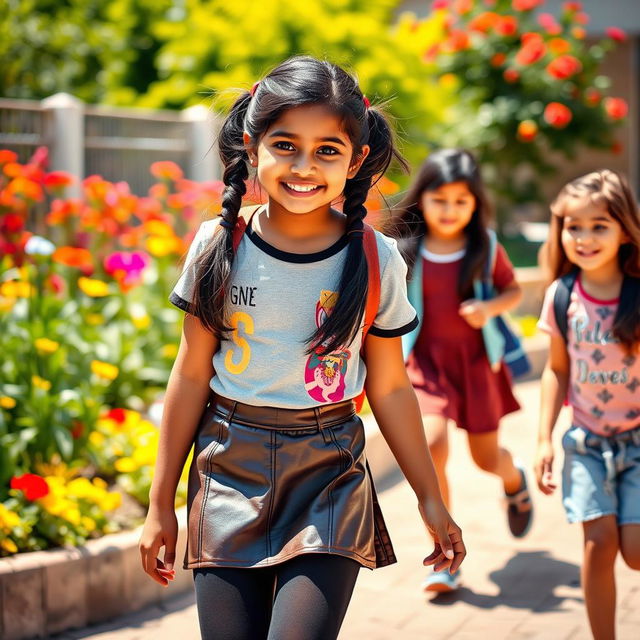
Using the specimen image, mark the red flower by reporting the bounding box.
[71,421,85,439]
[605,27,626,43]
[546,55,582,80]
[44,171,74,192]
[495,16,518,36]
[603,97,629,120]
[516,38,546,65]
[0,213,25,234]
[574,12,589,25]
[0,150,18,165]
[611,141,623,155]
[512,0,543,10]
[563,2,582,11]
[503,68,520,83]
[544,102,573,128]
[584,88,602,106]
[106,408,127,423]
[432,0,449,8]
[445,30,470,52]
[490,52,507,67]
[10,474,50,501]
[517,120,538,142]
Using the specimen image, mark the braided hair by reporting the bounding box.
[192,56,405,353]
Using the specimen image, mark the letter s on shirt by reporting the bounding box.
[224,311,254,374]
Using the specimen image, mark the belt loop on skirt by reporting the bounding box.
[313,406,334,444]
[225,399,238,424]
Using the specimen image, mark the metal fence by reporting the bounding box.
[0,94,221,196]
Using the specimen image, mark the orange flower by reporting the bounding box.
[46,198,81,225]
[512,0,543,10]
[495,16,518,37]
[52,246,93,269]
[490,52,507,67]
[562,1,582,10]
[150,161,183,181]
[83,175,110,202]
[548,38,571,55]
[5,177,44,202]
[544,102,573,128]
[453,0,473,14]
[444,30,470,52]
[0,150,18,165]
[469,12,500,33]
[603,97,628,120]
[574,12,589,25]
[517,120,538,142]
[571,27,586,39]
[516,38,546,65]
[546,55,582,80]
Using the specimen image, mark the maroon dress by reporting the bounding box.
[406,245,520,434]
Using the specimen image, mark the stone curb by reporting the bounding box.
[0,508,192,640]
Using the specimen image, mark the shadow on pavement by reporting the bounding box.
[427,550,581,612]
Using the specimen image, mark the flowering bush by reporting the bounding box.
[425,0,629,214]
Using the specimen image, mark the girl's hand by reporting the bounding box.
[419,499,466,574]
[459,299,489,328]
[534,441,557,495]
[139,506,178,586]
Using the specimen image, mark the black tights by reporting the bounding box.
[193,554,361,640]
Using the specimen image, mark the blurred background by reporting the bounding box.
[0,2,638,637]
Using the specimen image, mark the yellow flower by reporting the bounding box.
[0,503,21,530]
[35,337,60,354]
[32,375,52,391]
[0,281,34,298]
[81,516,96,532]
[66,477,95,499]
[64,508,82,526]
[91,360,119,381]
[92,477,108,490]
[89,431,105,446]
[114,457,138,473]
[146,235,183,257]
[0,538,18,554]
[161,344,178,359]
[438,73,458,90]
[86,313,104,326]
[131,313,151,329]
[99,491,122,512]
[78,277,110,297]
[0,396,16,409]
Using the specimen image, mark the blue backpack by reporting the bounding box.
[473,230,531,379]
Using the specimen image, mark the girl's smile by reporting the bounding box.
[245,104,368,216]
[421,181,476,240]
[561,197,628,276]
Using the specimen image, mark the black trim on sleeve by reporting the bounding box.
[368,315,419,338]
[169,291,193,314]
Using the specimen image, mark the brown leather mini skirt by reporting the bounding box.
[184,394,396,570]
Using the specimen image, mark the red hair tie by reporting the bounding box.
[363,95,371,109]
[250,82,260,97]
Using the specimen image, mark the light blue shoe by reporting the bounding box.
[421,568,461,593]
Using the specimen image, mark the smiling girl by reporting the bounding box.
[138,57,465,640]
[535,169,640,640]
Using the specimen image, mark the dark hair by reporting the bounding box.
[190,56,405,353]
[543,169,640,352]
[386,148,491,299]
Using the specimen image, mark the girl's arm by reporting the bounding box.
[459,278,522,328]
[364,334,465,573]
[534,333,570,495]
[139,314,219,585]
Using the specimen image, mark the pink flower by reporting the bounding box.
[104,251,150,284]
[538,13,562,35]
[605,27,626,42]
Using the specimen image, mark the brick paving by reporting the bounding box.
[56,380,639,639]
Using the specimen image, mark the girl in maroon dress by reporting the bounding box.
[389,149,533,592]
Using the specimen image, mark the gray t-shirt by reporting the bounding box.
[169,218,417,408]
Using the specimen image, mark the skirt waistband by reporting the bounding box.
[209,393,357,431]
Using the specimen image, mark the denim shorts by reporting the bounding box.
[562,425,640,525]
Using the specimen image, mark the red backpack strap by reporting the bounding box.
[231,205,262,252]
[361,223,381,339]
[354,224,381,413]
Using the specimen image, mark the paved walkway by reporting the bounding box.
[55,380,639,639]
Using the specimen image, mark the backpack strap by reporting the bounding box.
[232,205,262,251]
[361,223,381,339]
[553,270,579,343]
[484,228,498,283]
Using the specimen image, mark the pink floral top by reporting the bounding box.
[538,275,640,436]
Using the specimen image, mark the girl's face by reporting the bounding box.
[420,181,476,240]
[561,197,628,275]
[244,104,369,216]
